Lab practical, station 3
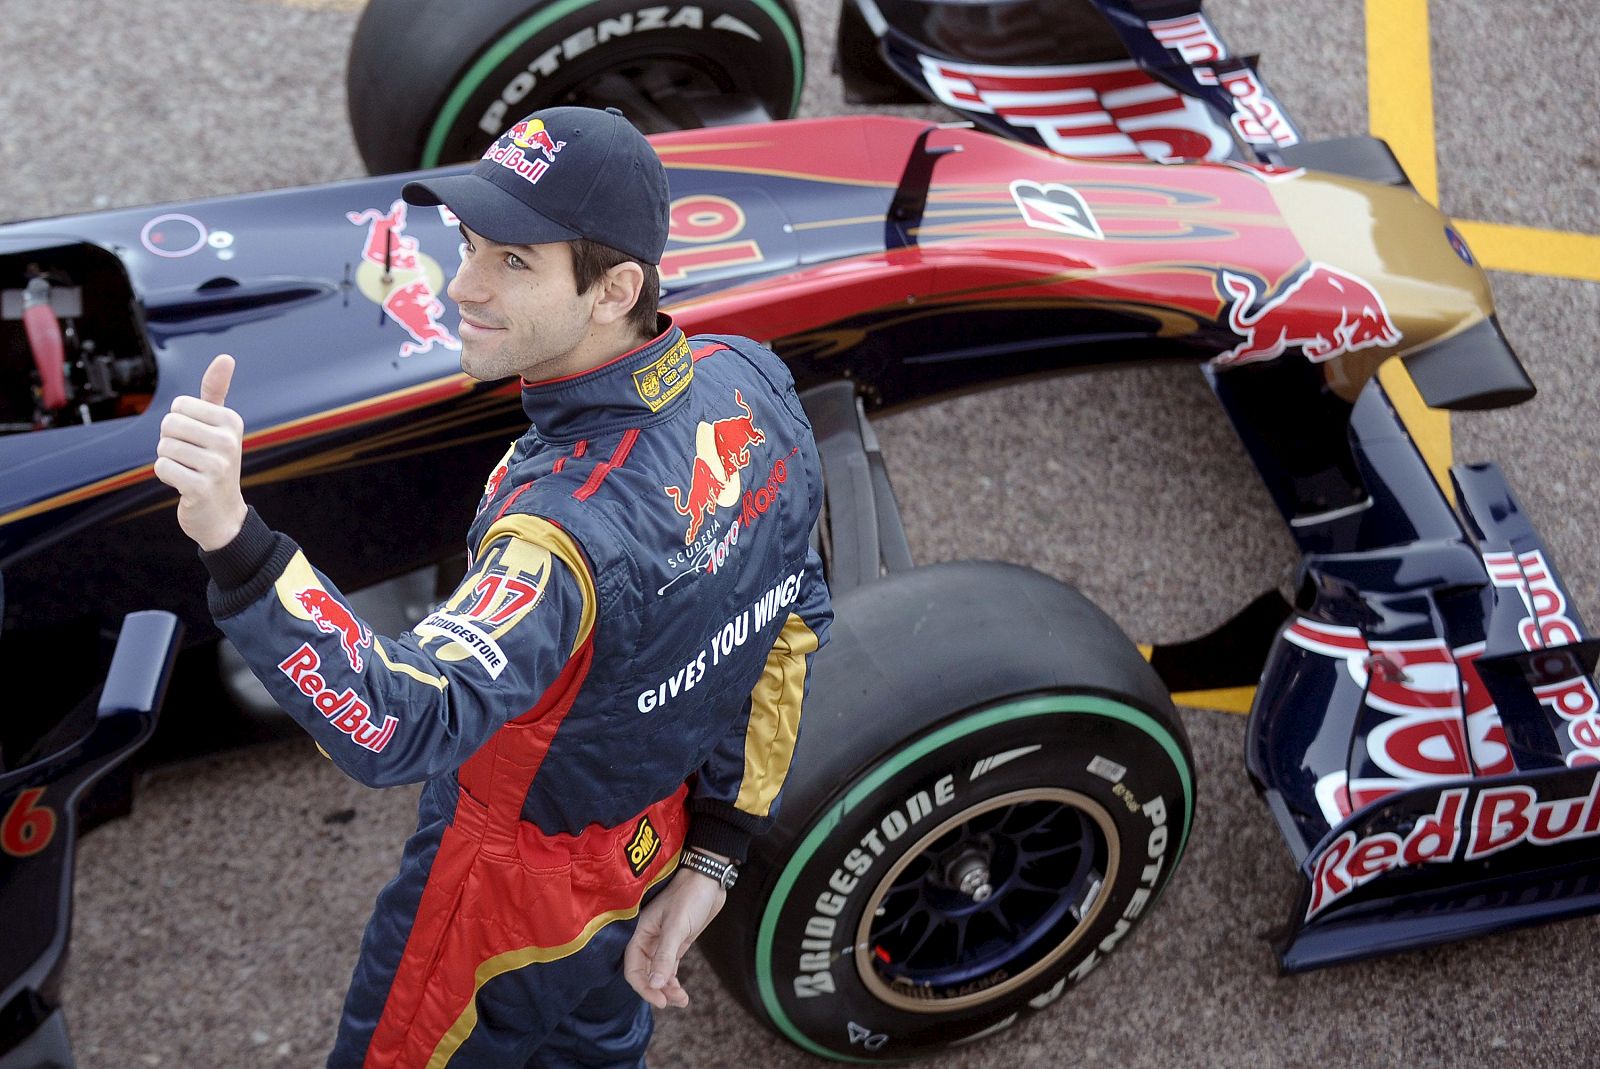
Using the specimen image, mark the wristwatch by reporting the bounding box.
[680,848,739,890]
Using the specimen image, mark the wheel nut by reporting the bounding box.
[958,865,992,901]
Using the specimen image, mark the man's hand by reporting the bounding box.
[623,862,728,1009]
[153,353,248,551]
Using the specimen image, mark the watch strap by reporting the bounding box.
[680,847,738,890]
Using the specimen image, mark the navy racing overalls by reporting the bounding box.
[199,320,832,1067]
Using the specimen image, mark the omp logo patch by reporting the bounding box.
[627,815,662,876]
[634,335,694,412]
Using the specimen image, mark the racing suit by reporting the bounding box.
[199,320,831,1068]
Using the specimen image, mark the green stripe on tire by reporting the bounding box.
[421,0,806,167]
[754,694,1194,1062]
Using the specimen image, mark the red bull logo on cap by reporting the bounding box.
[508,118,566,162]
[486,118,566,187]
[664,390,767,545]
[1213,262,1402,368]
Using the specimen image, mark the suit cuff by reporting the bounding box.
[199,507,298,619]
[685,799,768,864]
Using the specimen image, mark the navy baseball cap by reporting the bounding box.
[402,106,670,265]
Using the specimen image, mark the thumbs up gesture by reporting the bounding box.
[154,353,249,551]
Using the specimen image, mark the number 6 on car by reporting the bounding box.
[1,788,56,857]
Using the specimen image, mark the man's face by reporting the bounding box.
[447,225,593,383]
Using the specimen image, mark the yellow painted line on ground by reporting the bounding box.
[1377,359,1454,502]
[1365,0,1453,498]
[1452,220,1600,283]
[1366,0,1438,204]
[1172,687,1255,715]
[1138,643,1255,715]
[1367,2,1599,283]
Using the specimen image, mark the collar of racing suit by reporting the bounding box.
[519,316,694,443]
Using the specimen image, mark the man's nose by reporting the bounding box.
[448,251,486,304]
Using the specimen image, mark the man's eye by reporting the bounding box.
[505,253,528,270]
[459,242,473,258]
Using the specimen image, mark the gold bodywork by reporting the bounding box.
[1267,171,1495,406]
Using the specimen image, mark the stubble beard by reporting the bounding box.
[459,335,521,384]
[460,319,590,385]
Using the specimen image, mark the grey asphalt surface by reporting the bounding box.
[4,1,1599,1066]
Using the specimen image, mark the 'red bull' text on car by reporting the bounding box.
[3,0,1598,1064]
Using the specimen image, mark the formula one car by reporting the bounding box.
[4,0,1598,1064]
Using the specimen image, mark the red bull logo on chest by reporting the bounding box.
[1213,262,1402,368]
[664,390,767,545]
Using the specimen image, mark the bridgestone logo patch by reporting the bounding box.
[416,612,507,678]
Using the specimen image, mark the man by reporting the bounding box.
[153,106,831,1068]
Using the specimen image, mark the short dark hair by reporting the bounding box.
[571,238,660,338]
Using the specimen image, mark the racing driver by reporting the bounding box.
[152,105,832,1067]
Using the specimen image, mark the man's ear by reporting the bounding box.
[591,261,645,327]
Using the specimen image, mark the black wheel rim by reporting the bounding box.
[853,788,1119,1013]
[550,56,765,134]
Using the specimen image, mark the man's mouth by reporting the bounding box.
[459,312,505,334]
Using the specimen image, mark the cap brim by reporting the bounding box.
[401,173,582,247]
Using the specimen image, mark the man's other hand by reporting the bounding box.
[153,353,248,551]
[623,862,728,1009]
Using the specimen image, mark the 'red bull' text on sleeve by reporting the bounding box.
[199,506,589,788]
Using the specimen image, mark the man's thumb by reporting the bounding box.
[652,919,690,980]
[201,353,235,406]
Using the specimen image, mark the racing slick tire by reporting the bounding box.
[347,0,806,174]
[701,560,1195,1060]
